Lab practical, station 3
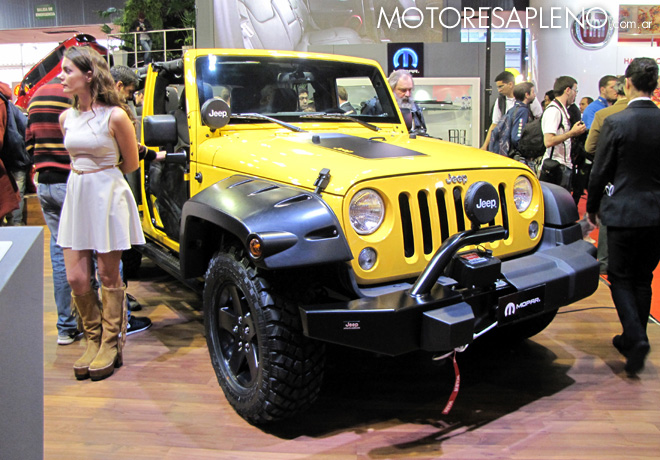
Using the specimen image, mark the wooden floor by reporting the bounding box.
[39,227,660,460]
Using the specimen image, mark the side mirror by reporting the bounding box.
[143,114,178,147]
[201,98,231,130]
[400,108,413,131]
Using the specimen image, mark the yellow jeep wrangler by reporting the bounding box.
[135,49,598,424]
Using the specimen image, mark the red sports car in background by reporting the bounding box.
[14,34,108,109]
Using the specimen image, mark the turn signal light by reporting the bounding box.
[249,238,263,258]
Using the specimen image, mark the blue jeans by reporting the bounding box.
[140,38,152,64]
[38,182,77,335]
[3,169,27,225]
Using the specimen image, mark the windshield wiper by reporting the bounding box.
[232,113,307,133]
[300,113,380,132]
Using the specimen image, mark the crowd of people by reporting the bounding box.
[479,61,660,374]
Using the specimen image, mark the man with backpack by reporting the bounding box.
[0,80,31,225]
[481,70,543,150]
[540,76,587,191]
[488,82,536,160]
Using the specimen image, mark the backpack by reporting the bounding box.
[488,105,518,156]
[515,117,546,159]
[0,92,31,171]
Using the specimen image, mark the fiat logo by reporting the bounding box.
[571,8,614,50]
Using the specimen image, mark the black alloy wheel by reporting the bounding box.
[203,247,325,424]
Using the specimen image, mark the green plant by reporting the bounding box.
[97,7,124,35]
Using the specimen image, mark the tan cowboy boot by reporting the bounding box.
[71,290,102,380]
[89,285,127,381]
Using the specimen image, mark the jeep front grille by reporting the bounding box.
[398,183,509,258]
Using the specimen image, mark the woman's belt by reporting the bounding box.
[70,164,117,175]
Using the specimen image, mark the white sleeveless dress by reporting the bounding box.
[58,105,145,252]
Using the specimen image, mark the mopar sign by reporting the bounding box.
[498,286,546,325]
[393,48,418,68]
[388,42,424,76]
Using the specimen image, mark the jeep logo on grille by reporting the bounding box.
[446,174,467,185]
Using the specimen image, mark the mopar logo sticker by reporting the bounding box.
[504,297,542,317]
[343,321,360,330]
[498,286,545,325]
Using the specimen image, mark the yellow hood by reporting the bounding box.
[203,126,527,196]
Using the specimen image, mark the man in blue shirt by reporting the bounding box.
[582,75,618,128]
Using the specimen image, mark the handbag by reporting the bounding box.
[538,153,562,185]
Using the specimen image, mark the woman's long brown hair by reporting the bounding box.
[63,46,134,121]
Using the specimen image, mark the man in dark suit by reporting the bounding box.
[587,57,660,375]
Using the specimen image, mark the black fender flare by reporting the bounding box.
[539,182,583,249]
[179,175,353,278]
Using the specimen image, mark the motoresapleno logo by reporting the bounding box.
[377,5,629,31]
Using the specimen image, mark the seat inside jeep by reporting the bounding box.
[147,76,189,241]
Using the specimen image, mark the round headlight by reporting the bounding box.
[513,176,533,212]
[349,189,385,235]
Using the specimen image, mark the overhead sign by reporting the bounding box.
[35,4,55,19]
[387,42,424,77]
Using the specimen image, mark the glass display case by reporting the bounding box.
[412,77,481,147]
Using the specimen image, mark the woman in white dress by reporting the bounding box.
[57,46,145,381]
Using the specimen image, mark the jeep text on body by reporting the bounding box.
[133,49,599,424]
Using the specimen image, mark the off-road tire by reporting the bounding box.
[203,247,325,424]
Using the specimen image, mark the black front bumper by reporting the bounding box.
[300,238,598,356]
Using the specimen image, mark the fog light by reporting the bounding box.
[249,238,263,258]
[528,221,539,239]
[358,247,377,270]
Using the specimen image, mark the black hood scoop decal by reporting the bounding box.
[296,133,426,159]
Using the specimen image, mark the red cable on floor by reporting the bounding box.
[442,351,460,415]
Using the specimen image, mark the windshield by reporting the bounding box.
[194,54,400,124]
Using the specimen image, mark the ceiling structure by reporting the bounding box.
[0,24,117,45]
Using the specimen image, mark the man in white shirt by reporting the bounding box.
[541,76,587,190]
[481,70,543,149]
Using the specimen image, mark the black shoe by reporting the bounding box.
[625,341,650,375]
[612,335,629,357]
[126,293,142,311]
[127,316,152,336]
